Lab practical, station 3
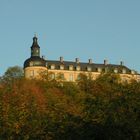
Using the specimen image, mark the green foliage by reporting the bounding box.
[1,66,24,85]
[77,73,94,94]
[0,73,140,139]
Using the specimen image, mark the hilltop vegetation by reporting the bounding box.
[0,66,140,140]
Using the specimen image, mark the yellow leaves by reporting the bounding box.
[0,75,140,139]
[14,122,20,134]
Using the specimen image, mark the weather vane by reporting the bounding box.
[34,32,37,37]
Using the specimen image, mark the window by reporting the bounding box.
[60,65,64,70]
[131,70,135,74]
[114,68,118,73]
[122,69,126,74]
[105,67,108,73]
[69,74,74,81]
[87,66,92,71]
[57,73,65,80]
[30,70,34,77]
[50,73,55,79]
[30,61,33,66]
[97,68,102,72]
[34,61,41,65]
[77,75,81,80]
[69,65,73,71]
[76,66,80,71]
[51,65,55,70]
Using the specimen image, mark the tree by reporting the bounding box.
[1,66,24,83]
[77,73,94,94]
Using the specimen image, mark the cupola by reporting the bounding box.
[24,35,46,69]
[31,35,40,57]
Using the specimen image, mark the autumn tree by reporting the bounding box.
[1,66,24,85]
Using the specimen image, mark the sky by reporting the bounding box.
[0,0,140,75]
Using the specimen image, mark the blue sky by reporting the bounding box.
[0,0,140,75]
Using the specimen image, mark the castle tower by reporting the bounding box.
[24,36,47,79]
[31,35,40,57]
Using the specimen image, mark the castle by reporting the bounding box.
[24,36,140,82]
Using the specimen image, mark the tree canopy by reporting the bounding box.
[0,68,140,140]
[1,66,23,83]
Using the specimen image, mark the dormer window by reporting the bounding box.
[114,68,118,73]
[51,64,55,70]
[97,68,102,72]
[122,69,126,74]
[87,66,92,71]
[30,61,33,66]
[60,65,64,70]
[131,70,135,74]
[76,66,80,71]
[105,67,108,73]
[69,65,73,71]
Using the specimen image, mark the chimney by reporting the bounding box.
[75,58,80,63]
[60,56,64,62]
[120,61,124,66]
[42,55,45,60]
[104,59,108,65]
[89,59,92,64]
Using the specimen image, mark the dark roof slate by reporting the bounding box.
[24,56,132,74]
[46,60,131,73]
[24,56,46,68]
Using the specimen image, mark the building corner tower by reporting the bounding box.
[24,36,47,79]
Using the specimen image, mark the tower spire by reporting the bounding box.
[31,35,40,57]
[34,32,37,38]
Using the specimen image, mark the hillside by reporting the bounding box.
[0,72,140,140]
